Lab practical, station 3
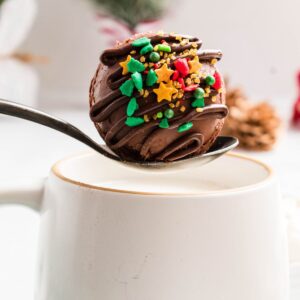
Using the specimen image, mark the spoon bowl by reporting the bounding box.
[0,98,238,171]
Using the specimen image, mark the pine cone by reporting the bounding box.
[223,101,281,151]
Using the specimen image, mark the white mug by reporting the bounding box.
[0,152,289,300]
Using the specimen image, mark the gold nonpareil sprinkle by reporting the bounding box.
[180,106,186,112]
[130,50,136,54]
[140,56,146,62]
[211,96,217,102]
[196,107,204,112]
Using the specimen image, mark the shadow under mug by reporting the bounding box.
[0,152,289,300]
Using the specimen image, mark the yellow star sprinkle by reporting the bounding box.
[188,56,202,74]
[155,63,174,83]
[166,80,178,95]
[119,55,131,75]
[153,82,175,103]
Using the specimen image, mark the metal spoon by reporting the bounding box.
[0,98,238,171]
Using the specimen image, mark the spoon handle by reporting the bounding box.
[0,98,120,160]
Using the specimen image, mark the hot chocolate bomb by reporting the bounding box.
[89,32,228,162]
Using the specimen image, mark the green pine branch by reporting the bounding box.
[90,0,170,30]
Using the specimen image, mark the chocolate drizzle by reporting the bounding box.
[89,33,228,162]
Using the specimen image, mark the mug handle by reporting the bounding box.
[0,177,45,211]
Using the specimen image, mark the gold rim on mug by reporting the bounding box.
[51,152,273,196]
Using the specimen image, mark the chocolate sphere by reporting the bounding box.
[89,32,228,162]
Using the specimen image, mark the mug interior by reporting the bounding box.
[52,152,272,195]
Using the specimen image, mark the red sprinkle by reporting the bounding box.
[161,39,166,43]
[184,84,199,92]
[174,58,190,78]
[212,72,222,90]
[177,77,185,89]
[172,70,179,81]
[143,70,149,74]
[153,63,160,69]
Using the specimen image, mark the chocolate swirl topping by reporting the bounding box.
[89,32,228,162]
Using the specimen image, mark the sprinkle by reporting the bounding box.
[180,106,186,112]
[149,52,160,62]
[156,112,163,118]
[144,90,149,98]
[205,87,211,94]
[175,35,182,41]
[149,62,154,67]
[125,117,145,127]
[178,122,193,133]
[126,97,138,117]
[119,55,131,75]
[146,69,158,86]
[174,58,189,78]
[188,56,202,73]
[211,58,218,65]
[218,88,223,93]
[130,50,136,54]
[120,79,134,97]
[192,98,205,108]
[164,108,174,119]
[157,44,171,52]
[159,118,169,129]
[193,87,205,99]
[144,114,150,122]
[196,107,204,112]
[192,42,198,48]
[169,103,175,108]
[185,78,192,85]
[211,96,217,102]
[184,84,199,92]
[212,71,222,90]
[176,100,180,107]
[127,57,145,73]
[132,37,151,47]
[153,82,175,102]
[140,43,154,55]
[172,70,179,81]
[140,56,146,62]
[131,72,143,91]
[205,75,216,86]
[177,77,185,89]
[139,89,144,96]
[155,63,174,83]
[143,63,149,68]
[194,77,200,84]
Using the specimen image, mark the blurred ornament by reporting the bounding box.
[0,0,37,56]
[223,81,281,151]
[292,71,300,127]
[88,0,172,45]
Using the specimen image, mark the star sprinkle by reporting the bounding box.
[153,82,175,102]
[155,63,174,83]
[188,55,202,74]
[165,80,178,95]
[119,55,131,75]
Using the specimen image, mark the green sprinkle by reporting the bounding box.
[159,118,169,129]
[120,79,134,97]
[140,44,154,55]
[132,37,151,47]
[156,112,163,118]
[191,98,205,108]
[193,88,205,99]
[126,97,138,117]
[131,72,143,91]
[178,122,193,133]
[205,75,216,86]
[146,69,158,86]
[157,44,171,52]
[127,57,145,73]
[125,116,145,127]
[149,52,160,62]
[164,108,174,119]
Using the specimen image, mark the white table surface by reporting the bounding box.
[0,108,299,299]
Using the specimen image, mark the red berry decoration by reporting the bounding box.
[174,58,190,78]
[292,71,300,127]
[212,71,222,90]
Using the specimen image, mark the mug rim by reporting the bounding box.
[51,151,274,196]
